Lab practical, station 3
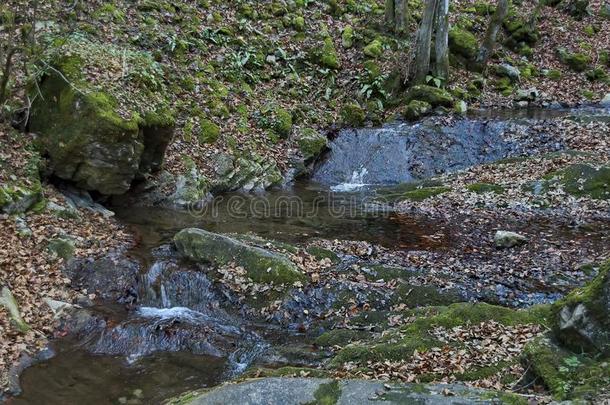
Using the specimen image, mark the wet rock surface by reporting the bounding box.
[173,377,519,405]
[64,254,140,303]
[312,116,563,187]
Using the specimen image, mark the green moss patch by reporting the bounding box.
[331,303,550,366]
[532,163,609,200]
[405,85,454,108]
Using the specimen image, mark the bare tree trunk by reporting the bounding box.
[475,0,510,69]
[385,0,396,27]
[433,0,450,79]
[0,47,17,110]
[394,0,409,35]
[412,0,439,84]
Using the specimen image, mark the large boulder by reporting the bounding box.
[551,260,610,355]
[171,377,526,404]
[174,228,306,285]
[30,38,175,195]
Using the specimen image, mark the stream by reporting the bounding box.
[8,107,610,404]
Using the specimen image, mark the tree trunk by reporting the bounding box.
[433,0,450,79]
[475,0,510,69]
[385,0,396,27]
[412,0,438,84]
[394,0,409,35]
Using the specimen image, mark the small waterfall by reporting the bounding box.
[79,257,270,374]
[331,167,369,192]
[312,117,562,188]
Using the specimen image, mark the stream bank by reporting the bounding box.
[3,108,609,404]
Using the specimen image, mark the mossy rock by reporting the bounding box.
[30,38,175,195]
[405,85,454,108]
[297,128,327,160]
[448,27,478,61]
[467,183,505,194]
[363,39,383,59]
[402,100,432,121]
[174,228,306,285]
[259,106,293,139]
[375,180,446,203]
[197,119,220,144]
[493,77,513,95]
[503,16,539,49]
[550,260,610,356]
[340,103,366,126]
[292,15,305,31]
[315,329,372,347]
[47,236,76,261]
[341,25,354,48]
[557,49,592,72]
[522,336,610,400]
[211,153,283,193]
[0,183,43,215]
[311,36,341,69]
[566,0,591,19]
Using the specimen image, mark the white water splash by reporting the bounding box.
[137,306,205,323]
[331,167,369,192]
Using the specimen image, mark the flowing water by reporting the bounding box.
[9,108,610,404]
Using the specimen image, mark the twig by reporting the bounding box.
[41,63,89,96]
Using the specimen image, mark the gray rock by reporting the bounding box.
[495,63,520,82]
[61,186,115,217]
[0,287,30,333]
[515,88,539,102]
[600,93,610,107]
[454,100,468,114]
[47,236,76,261]
[494,230,528,248]
[64,254,140,303]
[175,377,518,404]
[46,201,80,218]
[14,217,32,238]
[553,261,610,355]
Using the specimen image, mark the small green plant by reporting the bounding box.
[358,73,388,100]
[425,74,445,88]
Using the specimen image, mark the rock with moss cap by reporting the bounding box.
[197,119,220,144]
[363,39,383,59]
[340,103,366,126]
[174,228,306,285]
[405,85,454,108]
[557,48,592,72]
[30,37,175,195]
[449,27,478,62]
[551,260,610,356]
[403,100,432,121]
[341,25,354,48]
[310,36,341,69]
[297,128,327,160]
